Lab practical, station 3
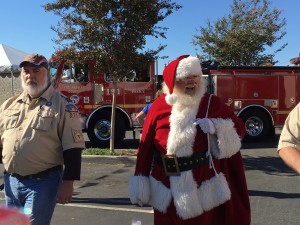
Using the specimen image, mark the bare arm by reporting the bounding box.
[135,111,146,126]
[57,180,74,204]
[278,146,300,174]
[57,148,82,204]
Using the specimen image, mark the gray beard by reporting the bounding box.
[21,79,49,97]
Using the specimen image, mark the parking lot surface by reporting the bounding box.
[0,132,299,225]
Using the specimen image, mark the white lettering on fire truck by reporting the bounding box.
[106,89,120,95]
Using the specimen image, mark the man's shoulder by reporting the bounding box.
[52,91,79,112]
[0,94,22,110]
[52,90,71,103]
[287,102,300,118]
[50,93,79,114]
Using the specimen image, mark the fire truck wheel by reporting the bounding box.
[87,111,126,148]
[240,109,271,142]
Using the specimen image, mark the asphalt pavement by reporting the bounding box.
[0,131,300,225]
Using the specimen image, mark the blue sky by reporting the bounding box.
[0,0,299,74]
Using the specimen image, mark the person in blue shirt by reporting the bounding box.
[135,90,163,126]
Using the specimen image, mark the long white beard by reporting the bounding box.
[175,90,202,107]
[22,78,49,97]
[166,79,207,156]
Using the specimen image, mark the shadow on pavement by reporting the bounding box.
[71,197,152,208]
[72,197,132,206]
[248,190,300,199]
[85,139,139,150]
[242,155,297,176]
[241,134,280,149]
[84,131,281,150]
[118,139,140,149]
[241,133,298,175]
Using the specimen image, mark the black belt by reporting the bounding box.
[156,151,209,176]
[9,165,63,180]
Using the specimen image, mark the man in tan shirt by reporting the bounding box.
[277,103,300,174]
[0,53,85,225]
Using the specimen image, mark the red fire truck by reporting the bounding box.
[49,58,159,147]
[48,55,300,146]
[203,62,300,141]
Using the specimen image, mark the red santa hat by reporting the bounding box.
[163,55,203,105]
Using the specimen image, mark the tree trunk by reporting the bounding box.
[110,80,117,154]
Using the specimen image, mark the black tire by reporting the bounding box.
[87,110,126,148]
[240,109,271,142]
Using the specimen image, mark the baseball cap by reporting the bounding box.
[19,53,48,69]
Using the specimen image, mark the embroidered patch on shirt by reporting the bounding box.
[46,101,52,106]
[65,104,78,112]
[71,128,84,143]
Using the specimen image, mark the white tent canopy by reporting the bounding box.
[0,44,28,96]
[0,44,28,73]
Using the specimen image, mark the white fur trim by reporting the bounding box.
[167,172,231,220]
[210,118,242,159]
[176,56,203,80]
[129,176,150,206]
[165,94,178,106]
[199,172,231,211]
[170,171,203,219]
[167,101,200,157]
[149,176,172,213]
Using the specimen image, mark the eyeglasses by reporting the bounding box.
[177,75,200,81]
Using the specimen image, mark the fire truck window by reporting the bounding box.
[74,64,89,82]
[104,67,150,83]
[124,71,137,82]
[105,74,125,82]
[49,61,58,86]
[134,69,150,82]
[61,63,89,83]
[61,63,75,83]
[105,73,113,82]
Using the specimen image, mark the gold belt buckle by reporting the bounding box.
[161,154,180,176]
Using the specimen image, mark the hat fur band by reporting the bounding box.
[176,56,202,80]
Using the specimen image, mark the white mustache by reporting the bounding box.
[185,85,195,88]
[26,79,37,85]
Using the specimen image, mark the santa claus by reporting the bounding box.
[129,55,251,225]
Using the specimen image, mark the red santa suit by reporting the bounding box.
[129,55,251,225]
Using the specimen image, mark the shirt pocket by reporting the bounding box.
[2,110,20,129]
[31,109,55,131]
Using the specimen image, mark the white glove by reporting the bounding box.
[194,118,216,134]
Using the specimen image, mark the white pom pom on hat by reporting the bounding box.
[163,55,203,105]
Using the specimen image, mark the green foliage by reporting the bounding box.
[82,148,137,156]
[192,0,287,66]
[82,148,117,155]
[43,0,181,152]
[43,0,181,79]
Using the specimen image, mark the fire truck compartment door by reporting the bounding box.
[278,75,296,125]
[94,83,103,104]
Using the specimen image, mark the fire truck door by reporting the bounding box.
[278,74,296,125]
[214,74,235,105]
